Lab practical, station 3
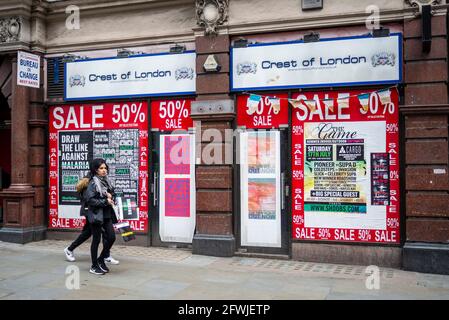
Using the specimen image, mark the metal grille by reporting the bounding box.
[46,57,64,99]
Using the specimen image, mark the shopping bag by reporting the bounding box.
[113,221,136,242]
[113,197,124,221]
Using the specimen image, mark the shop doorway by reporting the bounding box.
[237,128,289,255]
[150,131,196,247]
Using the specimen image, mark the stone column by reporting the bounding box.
[402,12,449,275]
[0,54,35,243]
[191,33,236,256]
[28,54,47,240]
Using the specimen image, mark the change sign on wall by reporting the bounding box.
[48,102,149,232]
[291,88,400,244]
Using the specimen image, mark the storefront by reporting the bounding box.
[231,31,402,255]
[48,50,197,247]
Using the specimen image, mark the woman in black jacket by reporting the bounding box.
[64,172,120,266]
[85,158,118,275]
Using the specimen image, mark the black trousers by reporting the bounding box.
[67,219,113,260]
[90,217,116,267]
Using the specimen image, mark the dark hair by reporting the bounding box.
[89,158,109,177]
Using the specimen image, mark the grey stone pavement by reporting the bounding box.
[1,240,449,300]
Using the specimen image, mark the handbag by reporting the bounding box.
[87,207,104,225]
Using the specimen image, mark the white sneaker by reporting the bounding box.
[64,247,75,262]
[104,256,119,265]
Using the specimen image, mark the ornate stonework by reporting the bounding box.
[196,0,229,35]
[405,0,443,14]
[0,17,21,43]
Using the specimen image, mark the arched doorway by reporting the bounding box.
[0,55,12,225]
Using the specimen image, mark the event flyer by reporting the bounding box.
[291,88,400,244]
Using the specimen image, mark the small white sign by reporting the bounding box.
[17,51,40,88]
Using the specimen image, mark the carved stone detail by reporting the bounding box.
[405,0,442,15]
[0,17,21,43]
[196,0,229,36]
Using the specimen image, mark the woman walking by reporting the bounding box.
[85,158,118,275]
[63,172,120,266]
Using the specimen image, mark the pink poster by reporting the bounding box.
[164,135,190,175]
[165,178,190,217]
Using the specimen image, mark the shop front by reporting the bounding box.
[231,30,403,262]
[48,49,196,247]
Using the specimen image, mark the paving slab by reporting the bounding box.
[1,240,449,300]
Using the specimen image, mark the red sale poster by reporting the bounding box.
[291,88,400,244]
[48,102,149,233]
[151,98,193,131]
[237,93,288,129]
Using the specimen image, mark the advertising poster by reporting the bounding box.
[236,93,288,129]
[159,134,196,243]
[291,89,400,243]
[240,131,281,247]
[48,102,149,232]
[151,98,193,131]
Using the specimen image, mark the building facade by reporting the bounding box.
[0,0,448,275]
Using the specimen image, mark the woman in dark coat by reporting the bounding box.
[84,158,118,275]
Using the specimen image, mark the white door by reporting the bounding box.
[159,133,196,243]
[240,130,282,248]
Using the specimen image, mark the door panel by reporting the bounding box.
[151,132,196,246]
[238,129,289,254]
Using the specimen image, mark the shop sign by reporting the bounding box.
[65,52,196,100]
[291,88,400,244]
[151,98,193,131]
[48,102,149,232]
[236,93,288,129]
[17,51,40,88]
[231,34,402,91]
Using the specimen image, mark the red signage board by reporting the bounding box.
[291,88,400,244]
[151,98,193,131]
[48,102,149,232]
[237,93,288,129]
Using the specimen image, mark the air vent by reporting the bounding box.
[46,57,64,99]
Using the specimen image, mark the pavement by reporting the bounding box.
[1,240,449,300]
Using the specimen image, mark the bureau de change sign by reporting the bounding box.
[17,51,40,88]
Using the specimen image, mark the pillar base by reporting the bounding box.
[192,234,235,257]
[403,242,449,275]
[0,225,46,244]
